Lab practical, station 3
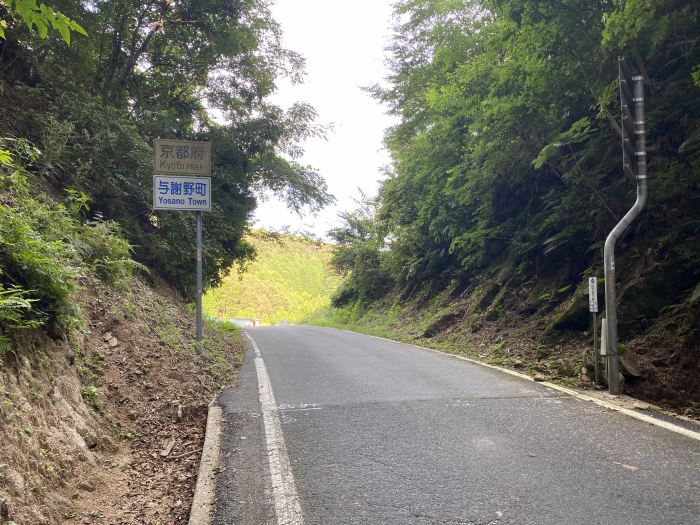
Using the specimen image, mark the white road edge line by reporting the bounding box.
[244,331,304,524]
[328,327,700,442]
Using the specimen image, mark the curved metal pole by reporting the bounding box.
[604,75,647,394]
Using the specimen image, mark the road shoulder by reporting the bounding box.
[213,341,277,524]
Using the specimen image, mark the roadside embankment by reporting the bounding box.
[1,274,244,524]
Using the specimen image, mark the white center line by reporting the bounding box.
[244,332,304,524]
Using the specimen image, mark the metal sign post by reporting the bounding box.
[153,139,212,341]
[603,58,647,395]
[588,277,599,384]
[196,212,203,340]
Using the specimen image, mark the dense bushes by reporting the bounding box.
[0,146,141,339]
[332,0,700,332]
[328,202,393,308]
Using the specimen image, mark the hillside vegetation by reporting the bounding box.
[204,231,342,325]
[324,0,700,413]
[0,0,332,300]
[0,163,244,523]
[0,1,331,522]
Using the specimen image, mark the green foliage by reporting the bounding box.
[328,197,393,307]
[532,118,595,169]
[203,231,343,325]
[0,335,11,360]
[0,285,43,329]
[0,196,79,327]
[0,148,11,165]
[80,385,101,408]
[1,0,334,299]
[337,0,700,335]
[0,0,87,43]
[0,141,145,334]
[306,301,400,341]
[64,187,90,217]
[78,217,147,287]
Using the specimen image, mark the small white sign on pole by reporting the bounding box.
[153,175,212,211]
[588,277,598,313]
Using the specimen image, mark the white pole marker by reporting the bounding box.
[245,332,304,524]
[589,277,598,313]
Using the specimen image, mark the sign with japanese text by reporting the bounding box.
[154,139,211,175]
[588,277,598,313]
[153,175,211,211]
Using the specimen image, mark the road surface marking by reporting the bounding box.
[279,403,322,410]
[327,327,700,442]
[244,332,304,524]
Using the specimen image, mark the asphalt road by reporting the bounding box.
[213,325,700,525]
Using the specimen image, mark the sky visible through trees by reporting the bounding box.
[258,0,397,237]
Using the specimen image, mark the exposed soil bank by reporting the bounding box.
[1,275,244,524]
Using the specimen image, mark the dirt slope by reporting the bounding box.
[0,274,244,524]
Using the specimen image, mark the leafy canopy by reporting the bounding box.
[0,0,86,42]
[1,0,334,298]
[335,0,700,326]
